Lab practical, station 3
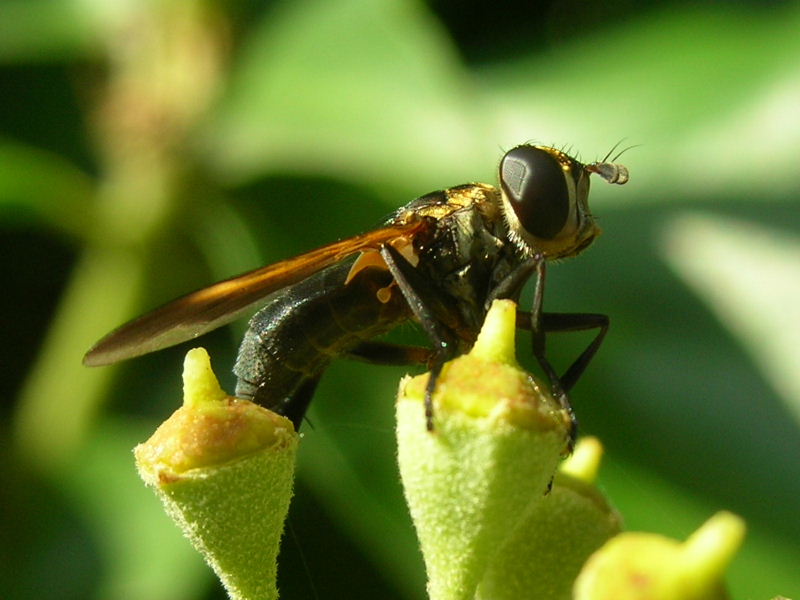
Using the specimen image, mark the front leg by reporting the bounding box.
[380,245,460,430]
[526,254,579,447]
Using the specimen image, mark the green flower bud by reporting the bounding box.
[574,511,746,600]
[477,437,622,600]
[135,348,298,600]
[396,299,571,600]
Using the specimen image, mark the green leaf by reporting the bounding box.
[662,212,800,428]
[0,1,96,62]
[207,0,490,194]
[0,140,93,236]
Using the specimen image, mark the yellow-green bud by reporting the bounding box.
[135,348,298,600]
[396,299,571,600]
[574,511,746,600]
[477,437,622,600]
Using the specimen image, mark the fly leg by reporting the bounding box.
[488,254,609,448]
[488,254,569,415]
[346,341,432,366]
[538,312,609,393]
[485,256,538,305]
[520,256,609,448]
[380,245,461,430]
[526,254,579,447]
[515,309,609,421]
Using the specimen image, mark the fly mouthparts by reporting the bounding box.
[586,162,629,185]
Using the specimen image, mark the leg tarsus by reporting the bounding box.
[423,361,445,431]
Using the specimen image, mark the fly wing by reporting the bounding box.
[83,220,425,366]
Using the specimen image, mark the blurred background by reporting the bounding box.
[2,0,799,598]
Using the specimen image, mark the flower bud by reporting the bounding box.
[396,300,570,600]
[135,348,298,600]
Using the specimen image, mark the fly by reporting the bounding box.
[84,144,629,441]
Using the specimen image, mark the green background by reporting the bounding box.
[2,0,799,598]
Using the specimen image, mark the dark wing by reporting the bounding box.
[83,221,426,366]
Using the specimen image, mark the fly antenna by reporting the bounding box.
[587,140,636,185]
[586,161,629,185]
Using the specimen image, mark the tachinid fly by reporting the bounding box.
[84,144,629,439]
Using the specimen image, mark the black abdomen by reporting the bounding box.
[233,260,411,416]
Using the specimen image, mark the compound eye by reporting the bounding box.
[500,146,569,240]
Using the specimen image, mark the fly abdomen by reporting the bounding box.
[233,259,411,414]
